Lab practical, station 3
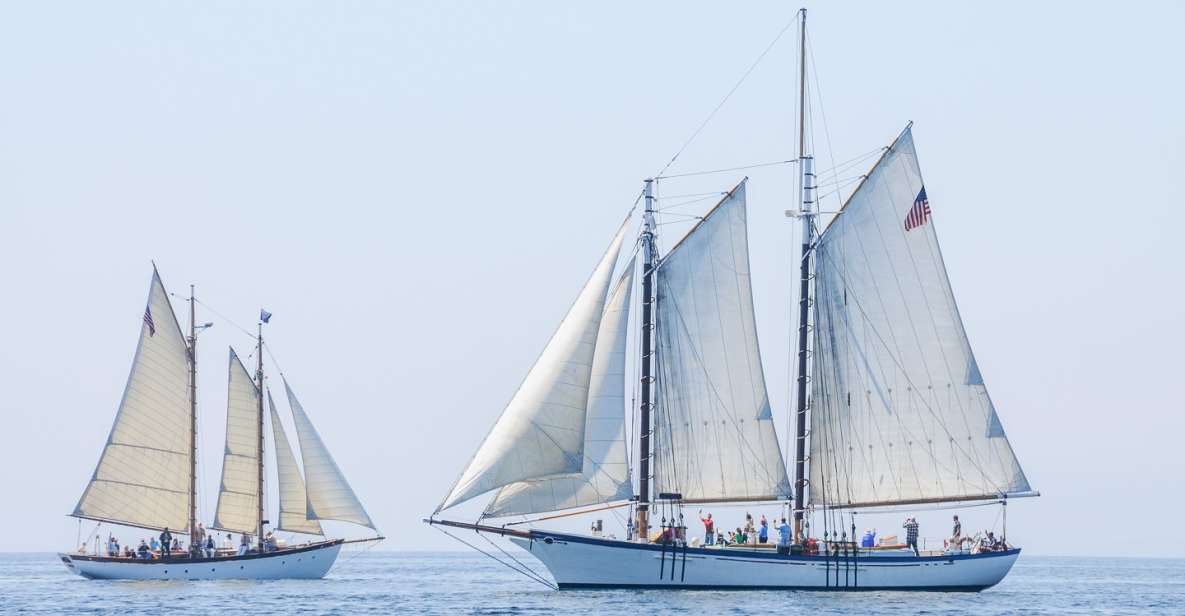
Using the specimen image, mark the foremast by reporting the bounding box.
[255,323,266,550]
[791,7,814,544]
[636,178,657,540]
[188,286,198,540]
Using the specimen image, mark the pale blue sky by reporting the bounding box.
[1,1,1182,557]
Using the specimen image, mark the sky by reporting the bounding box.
[1,1,1182,558]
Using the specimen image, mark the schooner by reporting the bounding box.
[428,9,1036,590]
[60,267,380,580]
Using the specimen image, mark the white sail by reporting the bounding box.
[486,258,637,517]
[268,392,322,535]
[439,220,630,512]
[285,380,375,529]
[653,182,793,503]
[212,349,261,534]
[809,127,1031,508]
[72,269,193,531]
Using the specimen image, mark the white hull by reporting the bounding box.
[58,540,343,580]
[510,531,1018,591]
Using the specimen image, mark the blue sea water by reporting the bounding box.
[1,551,1182,615]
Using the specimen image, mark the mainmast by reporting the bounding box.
[636,178,657,541]
[188,285,198,538]
[792,7,815,544]
[255,323,266,549]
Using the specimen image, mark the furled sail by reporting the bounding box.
[485,258,637,517]
[72,269,193,531]
[269,391,322,535]
[285,380,375,529]
[212,349,261,534]
[438,220,630,512]
[809,127,1031,509]
[653,182,793,503]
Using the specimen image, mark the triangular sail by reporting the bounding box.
[285,380,375,529]
[439,220,630,512]
[212,349,261,534]
[809,127,1030,509]
[268,391,322,535]
[485,258,637,517]
[72,269,193,531]
[653,183,793,503]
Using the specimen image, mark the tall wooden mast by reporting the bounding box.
[792,7,815,544]
[255,322,266,549]
[636,178,657,541]
[188,284,198,538]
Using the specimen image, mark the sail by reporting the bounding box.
[653,182,793,503]
[485,258,637,517]
[439,220,630,512]
[212,349,261,534]
[72,268,193,531]
[285,380,375,529]
[268,391,322,535]
[809,127,1031,509]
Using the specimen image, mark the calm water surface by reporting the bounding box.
[1,551,1181,614]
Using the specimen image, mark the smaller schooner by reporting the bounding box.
[60,267,380,580]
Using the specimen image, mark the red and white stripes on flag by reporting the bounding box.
[904,186,931,232]
[143,305,155,336]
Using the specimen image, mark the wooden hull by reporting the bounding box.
[510,531,1019,591]
[58,539,343,580]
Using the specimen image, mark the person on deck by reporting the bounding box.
[204,535,215,558]
[698,511,715,546]
[171,538,180,554]
[159,528,172,560]
[149,537,160,554]
[137,539,149,560]
[239,534,250,556]
[192,523,206,557]
[861,529,876,548]
[903,517,920,556]
[222,533,233,552]
[950,515,962,547]
[776,518,792,555]
[758,516,769,544]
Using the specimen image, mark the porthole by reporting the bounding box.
[211,568,215,572]
[184,569,188,573]
[240,566,244,570]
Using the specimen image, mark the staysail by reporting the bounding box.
[438,220,630,512]
[809,127,1031,509]
[285,380,375,529]
[212,349,261,534]
[72,269,193,531]
[485,258,637,517]
[653,182,793,503]
[268,391,322,535]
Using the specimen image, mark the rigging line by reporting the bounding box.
[432,526,555,590]
[657,191,730,200]
[806,28,847,212]
[190,297,257,340]
[653,13,799,179]
[656,159,797,180]
[478,531,557,589]
[658,195,727,211]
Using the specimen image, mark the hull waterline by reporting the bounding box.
[59,540,343,580]
[510,531,1019,591]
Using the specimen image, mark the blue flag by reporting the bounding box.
[260,309,272,324]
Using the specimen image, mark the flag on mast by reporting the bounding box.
[260,309,272,324]
[904,186,931,231]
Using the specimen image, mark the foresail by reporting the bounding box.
[72,268,192,531]
[212,349,261,534]
[653,182,793,503]
[439,219,630,512]
[809,127,1030,509]
[268,391,322,535]
[285,380,375,529]
[485,258,637,517]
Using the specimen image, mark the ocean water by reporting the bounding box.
[1,551,1182,615]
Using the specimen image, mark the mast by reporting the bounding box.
[188,285,198,538]
[636,178,657,542]
[792,7,814,544]
[256,323,266,549]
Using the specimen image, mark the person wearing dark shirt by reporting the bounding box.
[903,517,920,556]
[159,528,172,560]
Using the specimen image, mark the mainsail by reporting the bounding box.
[212,349,261,534]
[438,220,630,512]
[653,182,793,503]
[72,269,193,531]
[485,258,637,517]
[285,380,375,529]
[809,127,1031,508]
[268,391,322,535]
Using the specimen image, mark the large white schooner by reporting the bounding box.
[61,267,380,580]
[428,9,1037,591]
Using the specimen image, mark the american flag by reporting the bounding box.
[904,186,931,232]
[143,305,156,337]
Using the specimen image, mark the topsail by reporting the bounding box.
[809,128,1031,508]
[72,269,193,532]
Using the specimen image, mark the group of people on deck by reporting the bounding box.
[687,511,1006,557]
[98,521,270,560]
